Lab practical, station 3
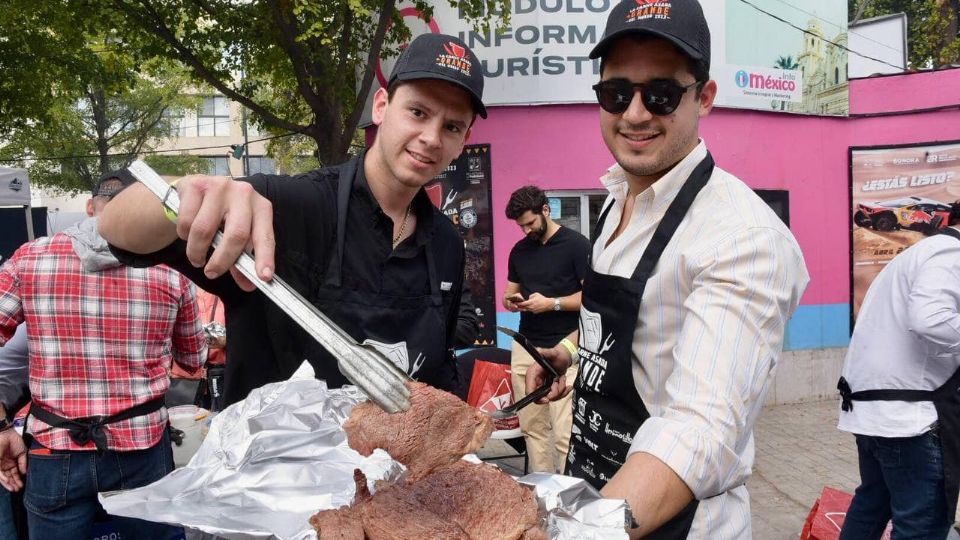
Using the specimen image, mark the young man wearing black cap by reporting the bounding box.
[99,34,486,405]
[0,171,206,539]
[525,1,809,537]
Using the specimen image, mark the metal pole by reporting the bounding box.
[24,205,35,241]
[240,105,250,177]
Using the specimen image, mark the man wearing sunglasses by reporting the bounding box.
[526,0,809,537]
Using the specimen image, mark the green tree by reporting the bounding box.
[85,0,508,167]
[0,52,197,194]
[144,154,211,177]
[0,1,92,138]
[0,1,198,193]
[775,55,801,70]
[850,0,960,68]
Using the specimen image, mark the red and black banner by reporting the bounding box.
[427,144,495,346]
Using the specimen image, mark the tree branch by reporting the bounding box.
[265,0,324,110]
[122,107,167,165]
[342,0,396,156]
[852,0,874,24]
[113,0,310,136]
[336,4,353,80]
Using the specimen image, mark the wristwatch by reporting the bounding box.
[553,297,561,311]
[0,416,13,433]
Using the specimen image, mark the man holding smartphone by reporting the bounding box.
[502,185,589,473]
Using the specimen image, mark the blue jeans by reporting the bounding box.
[840,431,951,540]
[0,487,16,540]
[24,428,183,540]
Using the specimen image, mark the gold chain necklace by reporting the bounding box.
[392,204,412,248]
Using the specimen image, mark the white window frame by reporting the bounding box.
[544,189,608,236]
[197,96,230,137]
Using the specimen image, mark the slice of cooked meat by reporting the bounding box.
[352,468,371,503]
[358,481,470,540]
[310,469,370,540]
[521,526,550,540]
[309,462,544,540]
[344,381,494,479]
[407,460,541,540]
[309,507,364,540]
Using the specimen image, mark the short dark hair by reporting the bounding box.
[598,35,710,96]
[505,185,548,220]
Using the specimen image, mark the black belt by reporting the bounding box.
[28,397,165,453]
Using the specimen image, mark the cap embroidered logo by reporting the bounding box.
[436,42,472,77]
[444,42,466,58]
[627,1,671,22]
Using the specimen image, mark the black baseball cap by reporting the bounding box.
[92,168,136,198]
[589,0,711,74]
[388,33,487,119]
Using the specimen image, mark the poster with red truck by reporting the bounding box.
[850,140,960,320]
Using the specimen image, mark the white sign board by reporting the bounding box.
[848,13,906,78]
[364,0,848,118]
[0,167,31,206]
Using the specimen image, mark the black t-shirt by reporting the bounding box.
[507,226,590,347]
[111,154,465,405]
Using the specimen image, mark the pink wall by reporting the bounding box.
[467,67,960,309]
[850,69,960,115]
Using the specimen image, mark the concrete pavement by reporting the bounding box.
[751,398,860,539]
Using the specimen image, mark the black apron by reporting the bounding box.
[27,397,165,453]
[838,225,960,520]
[568,153,714,539]
[305,157,452,389]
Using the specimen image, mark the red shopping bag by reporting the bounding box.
[465,359,520,432]
[800,487,891,540]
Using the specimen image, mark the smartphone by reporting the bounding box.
[507,293,525,302]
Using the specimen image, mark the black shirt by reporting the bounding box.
[111,154,465,405]
[507,226,590,347]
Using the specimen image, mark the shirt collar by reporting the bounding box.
[354,152,436,248]
[600,140,708,209]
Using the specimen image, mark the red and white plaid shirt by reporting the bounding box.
[0,231,206,451]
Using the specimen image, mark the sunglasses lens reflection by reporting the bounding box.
[594,80,687,116]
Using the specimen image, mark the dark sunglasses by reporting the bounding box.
[592,78,702,116]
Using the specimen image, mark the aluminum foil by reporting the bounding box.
[100,362,630,540]
[519,473,630,540]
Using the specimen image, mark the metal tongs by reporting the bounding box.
[126,161,412,413]
[491,326,559,420]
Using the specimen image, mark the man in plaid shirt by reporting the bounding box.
[0,170,206,540]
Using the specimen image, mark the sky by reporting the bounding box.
[725,0,848,68]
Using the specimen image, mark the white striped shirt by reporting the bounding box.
[591,142,809,538]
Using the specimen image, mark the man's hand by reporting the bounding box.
[0,429,27,492]
[525,343,574,403]
[516,292,554,314]
[503,293,524,312]
[175,175,276,291]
